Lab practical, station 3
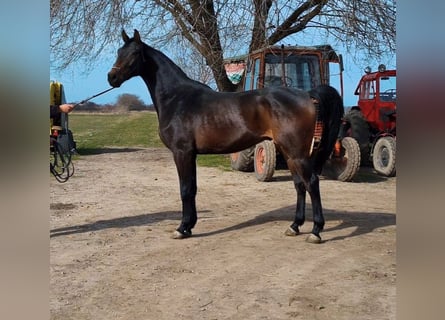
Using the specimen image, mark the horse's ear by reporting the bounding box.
[133,29,141,44]
[122,29,130,43]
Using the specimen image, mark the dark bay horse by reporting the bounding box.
[108,29,344,243]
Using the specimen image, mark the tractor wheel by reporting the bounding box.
[230,147,254,172]
[254,140,276,182]
[323,137,361,182]
[372,136,396,177]
[344,108,371,165]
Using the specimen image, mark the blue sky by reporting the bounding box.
[50,37,395,108]
[50,58,147,106]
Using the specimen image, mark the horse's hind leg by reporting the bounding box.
[171,150,198,239]
[285,174,306,236]
[305,173,324,243]
[287,158,325,243]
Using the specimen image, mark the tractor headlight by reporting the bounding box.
[364,66,371,74]
[378,64,386,72]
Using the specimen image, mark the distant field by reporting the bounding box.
[69,111,231,169]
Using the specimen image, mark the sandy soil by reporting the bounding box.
[50,148,396,319]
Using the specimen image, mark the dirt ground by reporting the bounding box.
[50,148,396,320]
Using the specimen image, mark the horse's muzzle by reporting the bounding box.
[107,70,122,88]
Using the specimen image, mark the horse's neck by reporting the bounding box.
[140,45,209,119]
[141,46,189,100]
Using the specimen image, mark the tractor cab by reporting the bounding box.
[225,45,344,96]
[355,65,396,134]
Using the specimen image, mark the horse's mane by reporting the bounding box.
[143,43,212,90]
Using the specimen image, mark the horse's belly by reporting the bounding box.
[195,129,261,154]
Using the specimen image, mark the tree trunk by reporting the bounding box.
[249,0,273,52]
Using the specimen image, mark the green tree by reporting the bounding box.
[51,0,395,91]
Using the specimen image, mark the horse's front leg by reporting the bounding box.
[172,150,198,239]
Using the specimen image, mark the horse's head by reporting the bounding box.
[108,29,144,88]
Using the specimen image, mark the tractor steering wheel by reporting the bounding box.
[283,76,293,87]
[383,88,396,100]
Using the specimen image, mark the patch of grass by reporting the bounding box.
[197,154,231,170]
[69,112,231,169]
[69,112,163,152]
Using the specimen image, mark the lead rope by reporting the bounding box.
[72,87,115,109]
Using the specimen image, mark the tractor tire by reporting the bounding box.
[372,136,396,177]
[254,140,276,182]
[323,137,361,182]
[344,108,371,165]
[230,147,254,172]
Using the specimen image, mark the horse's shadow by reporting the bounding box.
[194,206,395,242]
[50,206,395,242]
[50,210,183,238]
[77,147,143,155]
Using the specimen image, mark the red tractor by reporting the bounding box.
[225,44,360,181]
[334,65,396,178]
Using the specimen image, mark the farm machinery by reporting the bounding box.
[333,65,396,179]
[225,44,362,182]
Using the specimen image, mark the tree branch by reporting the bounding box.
[268,0,328,45]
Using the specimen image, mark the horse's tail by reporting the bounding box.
[309,85,344,174]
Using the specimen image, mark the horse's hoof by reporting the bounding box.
[305,233,322,244]
[171,230,192,239]
[284,226,299,236]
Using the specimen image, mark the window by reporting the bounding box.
[379,75,397,101]
[252,59,261,89]
[360,80,376,100]
[264,54,321,90]
[243,61,252,90]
